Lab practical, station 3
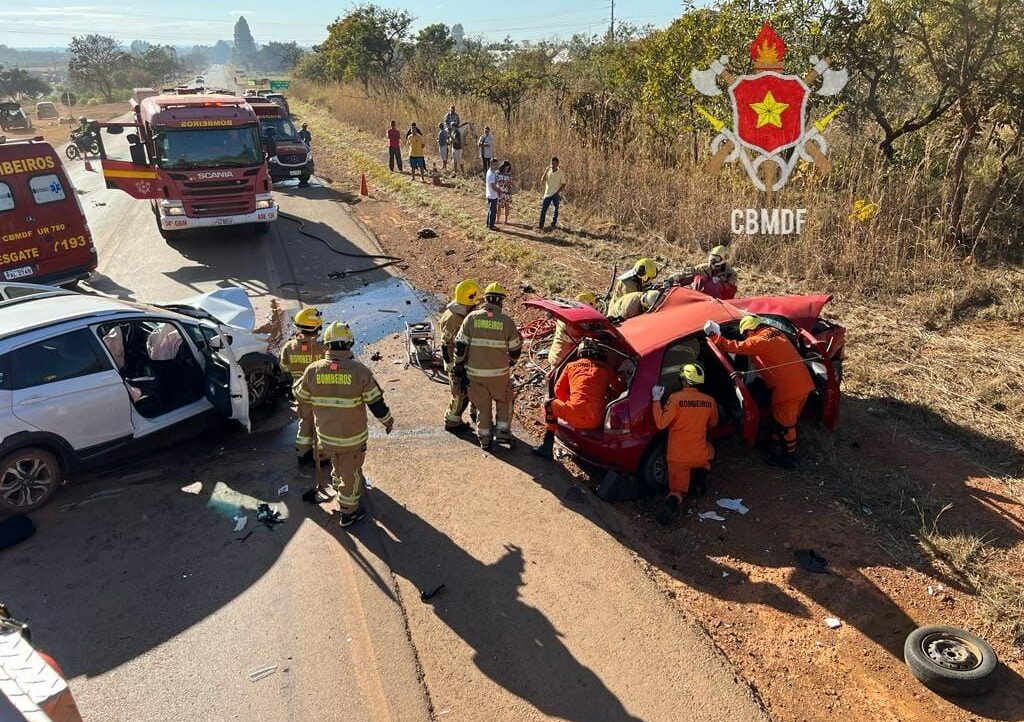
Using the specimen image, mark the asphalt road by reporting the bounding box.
[0,66,770,722]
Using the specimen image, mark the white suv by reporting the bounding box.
[0,283,280,513]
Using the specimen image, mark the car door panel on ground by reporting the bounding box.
[8,328,135,450]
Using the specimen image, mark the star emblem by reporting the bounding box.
[750,91,789,128]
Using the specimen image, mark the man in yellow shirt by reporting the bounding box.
[407,123,427,182]
[538,157,566,230]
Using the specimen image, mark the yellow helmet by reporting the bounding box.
[640,289,660,311]
[454,279,481,307]
[708,245,728,265]
[681,363,705,384]
[294,307,323,330]
[738,315,763,334]
[322,321,354,346]
[575,291,597,306]
[633,258,658,281]
[484,282,508,297]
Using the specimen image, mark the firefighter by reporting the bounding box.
[607,289,659,322]
[547,291,597,368]
[612,258,658,299]
[440,279,481,432]
[705,315,814,467]
[281,308,328,488]
[294,322,394,527]
[453,282,523,450]
[695,245,738,286]
[651,363,718,525]
[533,338,624,459]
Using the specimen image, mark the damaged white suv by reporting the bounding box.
[0,283,285,513]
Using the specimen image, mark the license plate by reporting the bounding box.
[289,170,303,176]
[3,266,33,280]
[213,218,234,226]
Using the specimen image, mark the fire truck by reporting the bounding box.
[98,93,278,240]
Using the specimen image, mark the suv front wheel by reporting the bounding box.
[0,447,64,513]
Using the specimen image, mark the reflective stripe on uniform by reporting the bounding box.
[295,434,315,445]
[316,428,369,448]
[469,338,508,349]
[294,385,312,402]
[308,395,363,409]
[509,338,522,351]
[467,366,509,378]
[363,386,382,403]
[495,421,510,430]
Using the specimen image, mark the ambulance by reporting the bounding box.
[0,137,97,286]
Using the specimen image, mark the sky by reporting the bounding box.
[0,0,685,49]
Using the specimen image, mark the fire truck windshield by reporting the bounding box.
[155,125,263,169]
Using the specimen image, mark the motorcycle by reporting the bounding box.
[65,130,99,160]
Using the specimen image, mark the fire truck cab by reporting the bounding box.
[99,94,278,240]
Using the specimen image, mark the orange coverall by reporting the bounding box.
[713,326,814,455]
[651,386,718,496]
[548,358,625,430]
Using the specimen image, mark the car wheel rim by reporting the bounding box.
[922,632,983,672]
[0,455,56,509]
[247,371,268,404]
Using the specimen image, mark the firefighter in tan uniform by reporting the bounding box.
[294,322,394,527]
[440,279,481,432]
[453,283,522,450]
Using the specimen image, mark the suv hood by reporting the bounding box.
[274,140,308,155]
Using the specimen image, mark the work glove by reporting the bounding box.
[383,417,395,434]
[651,385,665,402]
[703,320,721,337]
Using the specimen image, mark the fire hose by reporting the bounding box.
[278,210,405,278]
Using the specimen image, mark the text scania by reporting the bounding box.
[196,171,234,179]
[731,208,807,235]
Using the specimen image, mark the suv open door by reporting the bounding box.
[204,331,250,431]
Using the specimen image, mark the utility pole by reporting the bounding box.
[609,0,615,41]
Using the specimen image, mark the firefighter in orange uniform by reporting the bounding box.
[706,314,814,467]
[533,338,623,458]
[652,363,718,525]
[295,322,394,527]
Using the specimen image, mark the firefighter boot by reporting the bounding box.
[531,431,555,459]
[340,506,367,528]
[657,494,682,526]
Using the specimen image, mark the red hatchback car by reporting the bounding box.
[526,287,845,488]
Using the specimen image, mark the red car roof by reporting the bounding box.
[619,289,745,354]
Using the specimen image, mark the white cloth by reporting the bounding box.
[102,326,125,369]
[703,320,721,336]
[485,169,499,200]
[147,323,184,361]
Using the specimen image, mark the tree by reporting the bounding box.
[232,16,258,68]
[213,40,232,64]
[255,41,305,72]
[68,34,128,102]
[0,66,51,98]
[451,23,466,50]
[473,66,539,124]
[314,5,413,89]
[406,23,453,88]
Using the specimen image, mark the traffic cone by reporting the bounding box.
[359,173,369,197]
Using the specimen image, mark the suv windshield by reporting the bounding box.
[154,125,262,169]
[260,118,299,142]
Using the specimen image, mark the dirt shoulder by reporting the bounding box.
[296,97,1024,722]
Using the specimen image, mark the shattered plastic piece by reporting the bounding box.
[277,484,289,497]
[233,516,247,532]
[825,617,842,629]
[256,503,284,528]
[370,352,382,361]
[181,481,203,495]
[248,665,278,682]
[716,498,749,514]
[722,571,730,578]
[698,511,726,522]
[794,549,829,574]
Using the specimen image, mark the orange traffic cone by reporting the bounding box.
[359,173,369,196]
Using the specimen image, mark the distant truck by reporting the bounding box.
[0,137,97,285]
[248,99,313,185]
[131,87,158,107]
[98,93,278,240]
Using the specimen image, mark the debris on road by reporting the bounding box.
[256,503,284,529]
[794,549,829,574]
[698,511,726,522]
[248,665,278,682]
[825,617,843,629]
[233,516,248,532]
[716,498,749,514]
[370,351,382,361]
[238,530,254,543]
[277,484,289,497]
[181,481,203,495]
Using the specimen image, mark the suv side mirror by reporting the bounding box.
[208,335,224,350]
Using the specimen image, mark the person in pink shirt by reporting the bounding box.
[387,120,402,172]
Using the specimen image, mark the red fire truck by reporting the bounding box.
[99,93,278,240]
[0,137,97,285]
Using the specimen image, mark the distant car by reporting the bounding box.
[194,75,206,85]
[0,102,32,132]
[0,283,288,513]
[526,288,845,489]
[264,93,290,114]
[35,101,58,119]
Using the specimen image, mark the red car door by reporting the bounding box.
[705,342,760,446]
[797,328,841,430]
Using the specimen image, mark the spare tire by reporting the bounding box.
[904,625,998,697]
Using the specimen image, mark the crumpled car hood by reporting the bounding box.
[175,287,256,330]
